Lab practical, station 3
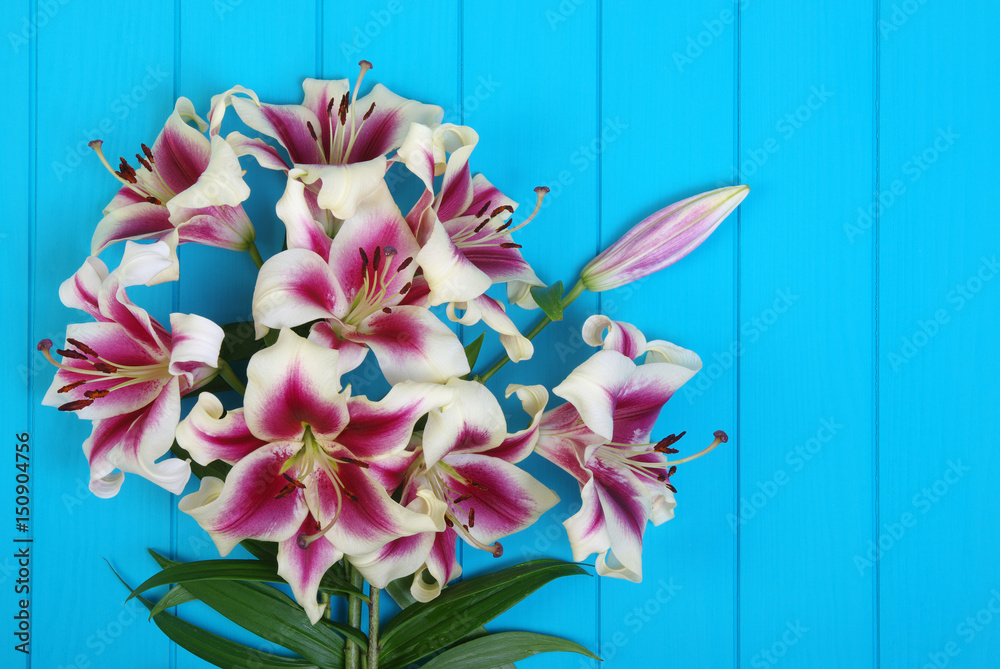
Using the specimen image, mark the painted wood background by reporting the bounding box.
[3,1,998,667]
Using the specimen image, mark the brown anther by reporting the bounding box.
[58,399,93,412]
[668,466,677,477]
[327,96,337,115]
[338,92,349,125]
[57,380,87,393]
[359,248,369,274]
[343,489,360,503]
[470,481,489,491]
[340,457,370,469]
[399,282,411,294]
[283,473,307,488]
[490,205,514,217]
[495,220,512,233]
[453,494,472,504]
[473,219,492,234]
[500,242,522,249]
[145,196,162,205]
[445,517,454,527]
[382,307,392,314]
[142,143,154,163]
[66,339,97,357]
[475,200,492,217]
[83,389,110,399]
[373,246,382,272]
[56,348,88,361]
[397,256,413,272]
[274,484,298,499]
[306,121,319,141]
[135,153,152,171]
[93,362,118,374]
[363,101,375,121]
[468,508,476,528]
[665,483,678,493]
[657,473,667,482]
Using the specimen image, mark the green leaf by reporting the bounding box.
[241,538,280,562]
[379,560,589,668]
[420,632,600,668]
[149,584,197,618]
[219,320,268,361]
[129,558,365,603]
[108,562,319,669]
[464,333,486,370]
[171,441,231,481]
[529,282,565,321]
[150,550,348,667]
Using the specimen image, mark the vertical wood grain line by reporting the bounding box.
[27,1,37,665]
[732,1,742,667]
[169,3,181,667]
[871,0,881,665]
[316,0,323,78]
[456,0,465,576]
[595,2,603,661]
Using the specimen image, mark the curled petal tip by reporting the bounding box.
[37,339,52,351]
[714,430,729,443]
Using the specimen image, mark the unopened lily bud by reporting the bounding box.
[580,185,749,292]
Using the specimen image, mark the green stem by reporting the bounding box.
[477,280,586,383]
[366,584,380,669]
[217,360,246,395]
[248,241,264,269]
[345,562,364,669]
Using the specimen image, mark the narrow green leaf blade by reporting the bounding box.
[150,550,348,667]
[420,632,600,668]
[380,560,589,668]
[529,281,565,321]
[149,584,197,618]
[464,333,486,370]
[108,562,318,669]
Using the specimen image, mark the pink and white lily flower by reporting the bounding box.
[580,185,749,292]
[177,329,453,623]
[349,381,557,602]
[535,316,725,581]
[226,63,443,223]
[89,98,255,284]
[40,241,223,498]
[396,122,546,306]
[252,180,470,384]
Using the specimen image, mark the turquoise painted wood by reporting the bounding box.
[3,1,998,667]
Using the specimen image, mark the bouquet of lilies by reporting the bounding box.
[39,62,747,668]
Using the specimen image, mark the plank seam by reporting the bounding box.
[27,0,37,664]
[872,0,882,666]
[733,1,742,667]
[316,0,324,78]
[456,0,465,577]
[170,2,181,667]
[595,1,603,664]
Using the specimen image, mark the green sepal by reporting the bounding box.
[529,281,565,321]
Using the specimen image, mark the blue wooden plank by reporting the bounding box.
[30,1,177,667]
[172,1,318,666]
[1,1,32,667]
[459,2,601,668]
[877,2,1000,667]
[739,1,875,666]
[599,2,738,667]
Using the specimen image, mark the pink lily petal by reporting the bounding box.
[300,78,350,153]
[226,131,290,171]
[276,174,333,261]
[440,453,559,546]
[167,312,223,387]
[175,393,268,466]
[582,315,648,360]
[166,135,251,213]
[58,257,108,321]
[644,339,704,371]
[207,85,261,136]
[278,515,344,624]
[91,202,175,256]
[447,295,533,363]
[179,442,309,556]
[607,361,702,445]
[344,306,470,384]
[421,528,462,600]
[244,329,350,442]
[307,322,369,376]
[231,96,324,165]
[146,97,211,196]
[252,248,348,339]
[590,460,650,582]
[97,241,174,350]
[422,379,505,469]
[173,204,255,252]
[489,384,549,464]
[350,83,443,163]
[336,382,454,461]
[416,222,492,305]
[83,377,189,498]
[552,350,637,441]
[295,157,388,220]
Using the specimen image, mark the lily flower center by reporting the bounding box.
[89,139,177,206]
[416,459,503,558]
[596,430,729,492]
[344,245,413,325]
[449,186,549,249]
[306,60,377,166]
[38,338,170,412]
